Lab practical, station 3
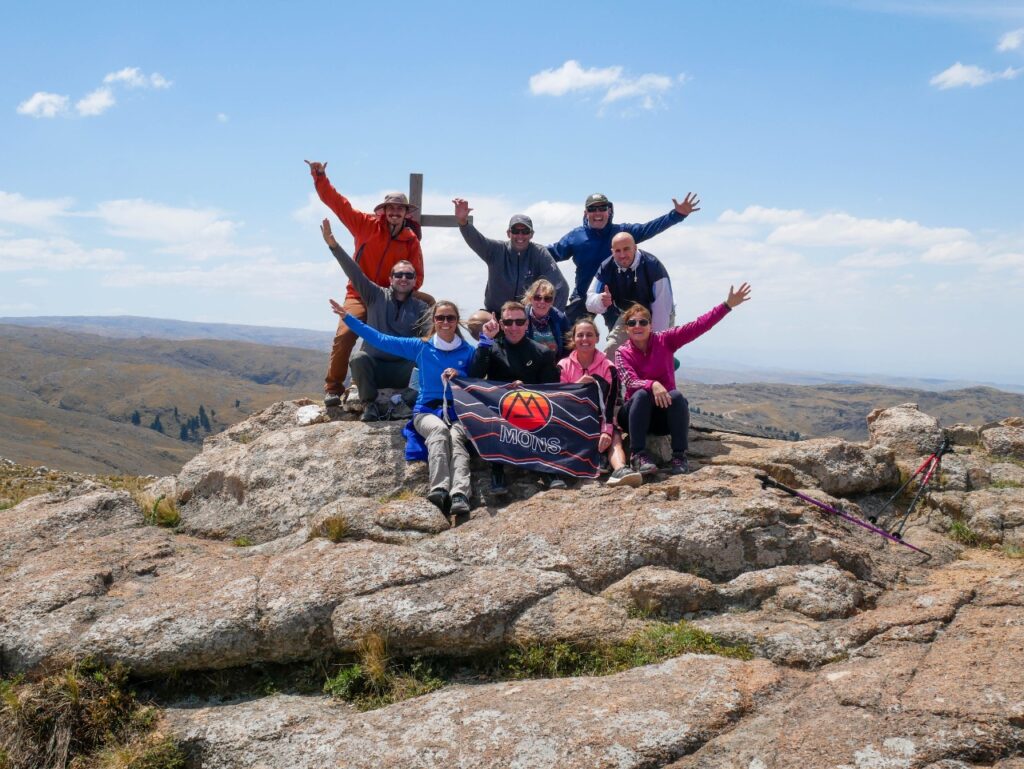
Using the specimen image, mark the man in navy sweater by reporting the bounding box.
[548,191,699,323]
[585,232,674,356]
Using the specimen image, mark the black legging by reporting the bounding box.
[617,388,689,454]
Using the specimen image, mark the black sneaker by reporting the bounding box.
[630,452,658,476]
[607,466,643,488]
[450,493,471,515]
[324,392,342,408]
[669,454,690,475]
[598,453,611,476]
[360,401,382,422]
[426,488,451,515]
[490,466,508,497]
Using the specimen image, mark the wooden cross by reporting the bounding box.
[407,172,472,228]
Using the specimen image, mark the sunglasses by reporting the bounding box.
[509,227,532,235]
[391,271,416,280]
[501,318,528,327]
[586,204,610,212]
[434,314,457,323]
[625,318,650,327]
[532,294,554,303]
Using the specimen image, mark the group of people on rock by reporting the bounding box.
[305,160,752,518]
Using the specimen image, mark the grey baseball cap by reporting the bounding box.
[585,193,612,208]
[508,214,534,231]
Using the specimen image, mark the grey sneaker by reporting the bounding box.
[360,401,382,422]
[449,493,471,515]
[324,392,342,408]
[670,454,690,475]
[630,452,658,476]
[607,466,643,488]
[543,475,568,490]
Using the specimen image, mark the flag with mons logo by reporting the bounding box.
[450,378,602,478]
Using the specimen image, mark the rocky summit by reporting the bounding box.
[2,399,1023,768]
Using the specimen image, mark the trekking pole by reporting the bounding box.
[755,472,931,559]
[884,436,953,538]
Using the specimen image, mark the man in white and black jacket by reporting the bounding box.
[585,232,674,355]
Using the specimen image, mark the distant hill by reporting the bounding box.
[0,315,334,352]
[679,380,1024,442]
[0,324,325,475]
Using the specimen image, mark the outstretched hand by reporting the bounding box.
[726,282,752,309]
[482,313,500,339]
[452,198,472,226]
[305,160,327,177]
[320,218,337,247]
[672,192,701,217]
[329,298,347,319]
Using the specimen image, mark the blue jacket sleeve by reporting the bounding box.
[547,230,576,263]
[342,313,422,362]
[624,210,684,244]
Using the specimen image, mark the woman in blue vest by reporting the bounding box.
[330,298,475,518]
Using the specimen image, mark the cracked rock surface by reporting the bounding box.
[3,400,1023,767]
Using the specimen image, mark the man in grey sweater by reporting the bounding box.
[321,219,429,421]
[453,198,568,314]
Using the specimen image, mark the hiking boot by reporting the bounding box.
[426,488,451,515]
[449,493,471,516]
[542,474,567,491]
[669,453,690,475]
[360,401,382,422]
[490,466,508,497]
[607,466,643,488]
[390,402,414,421]
[323,392,342,408]
[630,452,658,476]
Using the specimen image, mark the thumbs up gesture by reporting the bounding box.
[600,284,613,308]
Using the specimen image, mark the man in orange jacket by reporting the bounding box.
[306,160,428,407]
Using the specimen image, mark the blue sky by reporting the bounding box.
[2,0,1023,385]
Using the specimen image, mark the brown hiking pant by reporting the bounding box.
[324,296,367,395]
[324,290,436,395]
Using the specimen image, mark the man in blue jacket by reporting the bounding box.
[548,191,700,323]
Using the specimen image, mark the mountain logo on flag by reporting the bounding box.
[499,389,552,432]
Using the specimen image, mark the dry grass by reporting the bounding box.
[0,657,185,769]
[310,515,350,543]
[133,494,181,529]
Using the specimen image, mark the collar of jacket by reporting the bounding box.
[616,250,642,273]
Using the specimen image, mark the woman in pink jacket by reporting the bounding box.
[615,283,752,476]
[558,318,642,488]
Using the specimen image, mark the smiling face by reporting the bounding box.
[585,203,611,230]
[526,279,555,319]
[611,232,637,269]
[507,224,533,252]
[622,306,652,347]
[390,260,416,296]
[571,320,599,356]
[384,203,407,229]
[501,308,528,344]
[432,302,460,342]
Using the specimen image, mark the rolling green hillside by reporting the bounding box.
[0,324,325,475]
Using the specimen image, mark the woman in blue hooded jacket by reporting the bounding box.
[330,298,475,518]
[522,278,569,360]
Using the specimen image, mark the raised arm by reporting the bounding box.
[454,198,502,264]
[624,192,699,244]
[321,219,382,306]
[663,283,750,352]
[306,160,377,242]
[328,299,422,362]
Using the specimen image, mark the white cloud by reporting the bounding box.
[103,67,173,89]
[16,91,69,118]
[94,199,238,244]
[76,87,116,117]
[930,61,1022,88]
[997,28,1024,51]
[0,191,75,228]
[767,212,970,248]
[0,236,124,272]
[216,112,229,123]
[529,60,684,112]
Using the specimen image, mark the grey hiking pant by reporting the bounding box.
[348,351,418,405]
[413,412,472,497]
